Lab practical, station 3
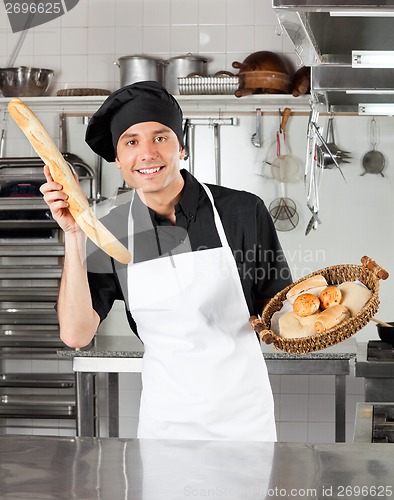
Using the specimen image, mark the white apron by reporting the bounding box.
[128,184,276,441]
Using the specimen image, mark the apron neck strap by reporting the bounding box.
[199,183,230,249]
[127,183,231,258]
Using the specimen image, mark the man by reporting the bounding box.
[41,81,292,441]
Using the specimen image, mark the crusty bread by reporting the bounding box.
[286,275,328,304]
[7,98,131,265]
[293,293,320,317]
[314,305,350,334]
[319,285,342,310]
[337,281,372,317]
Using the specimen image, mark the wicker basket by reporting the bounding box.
[55,88,111,96]
[250,256,389,354]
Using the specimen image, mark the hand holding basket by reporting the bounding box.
[250,256,389,354]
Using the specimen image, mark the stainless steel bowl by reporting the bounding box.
[0,66,54,97]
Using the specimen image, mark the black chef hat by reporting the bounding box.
[85,81,184,162]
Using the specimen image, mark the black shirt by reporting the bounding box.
[87,169,292,336]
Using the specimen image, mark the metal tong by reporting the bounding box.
[322,114,352,168]
[304,105,323,235]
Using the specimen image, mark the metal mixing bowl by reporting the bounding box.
[0,66,54,97]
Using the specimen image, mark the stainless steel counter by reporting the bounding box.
[1,435,393,499]
[58,336,357,442]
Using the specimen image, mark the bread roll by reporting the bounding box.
[279,311,318,338]
[319,286,342,310]
[293,293,320,317]
[314,305,350,334]
[7,98,131,265]
[337,281,372,317]
[286,275,328,304]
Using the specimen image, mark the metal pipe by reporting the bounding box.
[213,123,221,185]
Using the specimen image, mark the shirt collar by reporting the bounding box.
[176,168,200,222]
[132,168,200,224]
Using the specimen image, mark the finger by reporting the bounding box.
[40,181,63,196]
[42,189,69,204]
[43,165,53,182]
[49,199,70,212]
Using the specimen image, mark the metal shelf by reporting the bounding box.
[0,94,312,114]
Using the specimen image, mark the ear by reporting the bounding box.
[114,156,122,169]
[179,147,185,160]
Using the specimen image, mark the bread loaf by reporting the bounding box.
[319,285,342,310]
[7,97,131,265]
[279,311,318,338]
[286,275,328,304]
[337,281,372,317]
[293,293,320,317]
[314,305,350,334]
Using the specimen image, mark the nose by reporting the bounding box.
[139,140,158,162]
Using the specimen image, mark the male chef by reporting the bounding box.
[40,81,292,441]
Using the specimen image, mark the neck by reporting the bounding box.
[138,175,185,225]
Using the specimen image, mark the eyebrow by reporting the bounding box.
[121,127,172,140]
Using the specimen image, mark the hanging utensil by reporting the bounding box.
[251,108,262,148]
[304,104,323,235]
[268,109,299,232]
[188,123,195,176]
[182,118,190,161]
[361,117,385,177]
[270,107,300,183]
[0,111,6,158]
[323,114,352,168]
[269,191,299,232]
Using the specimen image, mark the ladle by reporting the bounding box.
[371,318,394,328]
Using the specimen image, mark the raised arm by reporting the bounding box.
[40,166,100,348]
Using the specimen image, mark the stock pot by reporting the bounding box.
[163,53,208,94]
[115,55,164,87]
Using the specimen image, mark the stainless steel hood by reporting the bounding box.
[272,1,394,112]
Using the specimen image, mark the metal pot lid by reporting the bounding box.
[167,53,208,63]
[117,54,163,61]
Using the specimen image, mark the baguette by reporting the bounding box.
[7,97,131,265]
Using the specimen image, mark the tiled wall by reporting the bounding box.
[0,0,297,93]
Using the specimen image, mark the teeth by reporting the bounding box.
[139,167,161,174]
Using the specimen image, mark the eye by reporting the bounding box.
[126,139,137,146]
[154,136,167,143]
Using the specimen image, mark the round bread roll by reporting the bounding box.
[293,293,320,317]
[314,305,350,334]
[279,311,318,339]
[337,281,372,317]
[286,275,328,304]
[319,286,342,310]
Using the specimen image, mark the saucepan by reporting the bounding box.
[376,321,394,345]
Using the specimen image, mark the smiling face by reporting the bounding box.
[115,121,185,197]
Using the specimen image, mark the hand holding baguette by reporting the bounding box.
[7,97,131,265]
